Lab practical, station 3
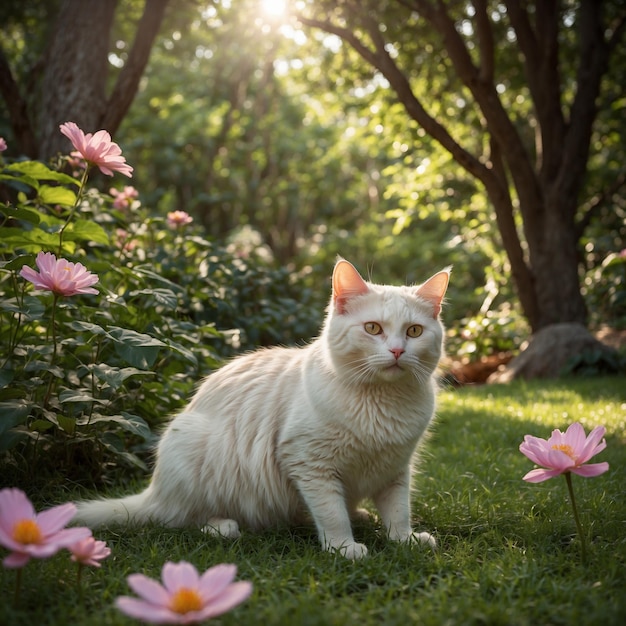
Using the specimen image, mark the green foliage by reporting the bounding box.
[0,146,320,484]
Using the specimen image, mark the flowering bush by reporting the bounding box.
[0,125,320,484]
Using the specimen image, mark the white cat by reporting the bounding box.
[75,259,450,559]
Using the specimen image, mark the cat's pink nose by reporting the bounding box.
[389,348,404,360]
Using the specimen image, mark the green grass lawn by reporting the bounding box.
[1,376,625,625]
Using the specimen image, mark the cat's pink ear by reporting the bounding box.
[415,269,450,318]
[332,259,369,314]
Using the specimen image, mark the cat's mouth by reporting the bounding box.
[382,362,405,376]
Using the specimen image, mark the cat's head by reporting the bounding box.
[323,259,450,385]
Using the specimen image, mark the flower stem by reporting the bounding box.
[14,568,22,607]
[77,563,84,604]
[564,471,588,566]
[58,165,90,254]
[43,293,59,408]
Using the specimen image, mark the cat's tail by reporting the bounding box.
[74,487,155,528]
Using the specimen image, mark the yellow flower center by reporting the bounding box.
[170,588,203,614]
[13,519,43,545]
[551,443,576,461]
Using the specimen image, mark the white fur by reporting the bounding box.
[75,261,449,559]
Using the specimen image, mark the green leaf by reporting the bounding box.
[90,364,152,390]
[38,185,77,207]
[0,227,73,253]
[30,419,55,433]
[0,369,15,388]
[0,205,42,225]
[107,326,166,348]
[0,172,39,190]
[1,254,36,271]
[65,219,110,245]
[6,161,80,186]
[59,390,105,404]
[98,431,147,470]
[65,320,110,336]
[57,414,76,434]
[114,344,161,369]
[0,400,31,434]
[88,412,153,440]
[129,288,179,309]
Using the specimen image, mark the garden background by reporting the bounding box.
[1,1,625,625]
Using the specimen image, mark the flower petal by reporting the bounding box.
[47,526,92,547]
[115,597,180,624]
[36,502,77,534]
[519,436,549,465]
[198,581,253,619]
[198,563,237,602]
[545,447,575,471]
[570,462,609,478]
[577,425,607,464]
[563,422,586,451]
[127,573,171,605]
[162,561,200,593]
[3,551,31,568]
[522,467,564,482]
[0,488,36,530]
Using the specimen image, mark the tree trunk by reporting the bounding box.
[39,0,117,160]
[1,0,168,161]
[487,323,620,382]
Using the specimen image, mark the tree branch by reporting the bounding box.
[409,0,544,233]
[101,0,169,135]
[296,12,491,185]
[556,0,612,213]
[472,0,494,83]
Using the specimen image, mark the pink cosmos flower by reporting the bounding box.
[20,251,99,296]
[0,137,7,152]
[519,422,609,483]
[115,561,253,624]
[0,488,91,568]
[59,121,133,177]
[110,185,139,209]
[68,536,111,568]
[167,210,193,228]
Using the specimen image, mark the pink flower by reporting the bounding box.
[0,137,7,152]
[0,488,91,568]
[167,210,193,228]
[115,561,252,624]
[68,536,111,567]
[20,251,99,296]
[519,422,609,483]
[110,185,139,209]
[59,121,133,177]
[67,155,88,176]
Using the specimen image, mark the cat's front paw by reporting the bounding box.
[325,540,368,560]
[408,531,437,551]
[389,528,437,550]
[201,518,241,539]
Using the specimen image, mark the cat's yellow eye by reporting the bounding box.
[364,322,383,335]
[407,324,423,338]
